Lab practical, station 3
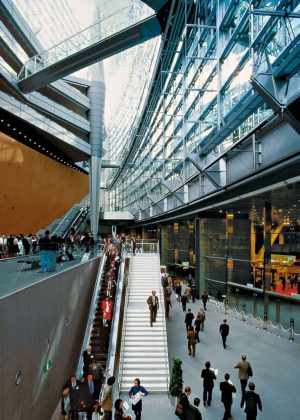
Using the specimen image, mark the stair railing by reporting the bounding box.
[117,256,132,392]
[158,271,170,392]
[76,254,107,378]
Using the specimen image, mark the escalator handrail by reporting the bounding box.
[76,253,107,378]
[103,252,126,380]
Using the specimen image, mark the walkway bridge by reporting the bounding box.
[17,1,171,93]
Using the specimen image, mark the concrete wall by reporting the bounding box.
[0,257,100,420]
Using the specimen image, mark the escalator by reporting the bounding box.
[77,246,127,380]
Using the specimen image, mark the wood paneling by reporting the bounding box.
[0,133,89,234]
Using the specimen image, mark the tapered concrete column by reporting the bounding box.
[88,76,105,240]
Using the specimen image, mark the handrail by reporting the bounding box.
[118,259,131,393]
[76,254,107,378]
[105,252,126,378]
[159,283,170,392]
[52,206,81,237]
[210,297,300,343]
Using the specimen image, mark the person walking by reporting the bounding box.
[201,361,216,407]
[186,398,202,420]
[220,373,236,420]
[187,325,197,357]
[177,386,192,419]
[165,295,172,318]
[176,282,182,302]
[101,376,115,420]
[234,355,253,396]
[191,286,196,303]
[240,382,262,420]
[147,290,159,327]
[219,319,229,349]
[129,378,148,420]
[184,308,194,331]
[194,313,201,343]
[114,399,132,420]
[199,308,206,331]
[181,293,187,312]
[185,286,191,303]
[201,291,209,310]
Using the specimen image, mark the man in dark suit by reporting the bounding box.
[82,345,95,377]
[147,290,159,326]
[220,373,236,420]
[219,319,229,349]
[66,375,81,419]
[88,360,105,398]
[241,382,262,420]
[184,308,194,331]
[201,361,216,407]
[187,397,202,419]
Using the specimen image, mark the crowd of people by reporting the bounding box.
[165,276,263,420]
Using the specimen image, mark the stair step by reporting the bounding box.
[121,376,168,382]
[122,350,165,355]
[120,384,168,393]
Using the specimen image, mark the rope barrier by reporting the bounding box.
[209,298,300,343]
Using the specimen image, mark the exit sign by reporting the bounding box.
[43,360,52,374]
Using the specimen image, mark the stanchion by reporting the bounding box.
[277,324,283,338]
[289,318,295,342]
[224,297,228,315]
[242,304,246,322]
[263,310,268,330]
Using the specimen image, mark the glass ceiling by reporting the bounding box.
[12,0,160,172]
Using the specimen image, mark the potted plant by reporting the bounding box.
[169,357,183,406]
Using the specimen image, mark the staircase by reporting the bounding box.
[119,253,169,393]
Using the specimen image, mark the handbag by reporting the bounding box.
[175,402,183,417]
[247,364,253,377]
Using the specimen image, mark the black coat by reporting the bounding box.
[241,390,262,415]
[220,380,236,404]
[219,323,229,336]
[185,312,194,325]
[201,368,216,389]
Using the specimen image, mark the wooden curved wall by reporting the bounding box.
[0,133,89,234]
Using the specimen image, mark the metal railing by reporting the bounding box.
[76,254,107,377]
[123,239,160,255]
[212,297,300,344]
[117,262,131,393]
[159,281,170,392]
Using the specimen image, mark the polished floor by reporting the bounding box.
[118,287,300,420]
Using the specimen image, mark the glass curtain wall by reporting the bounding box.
[108,0,278,211]
[160,220,195,278]
[198,205,300,331]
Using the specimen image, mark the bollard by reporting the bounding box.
[289,318,295,342]
[224,297,228,315]
[263,309,268,330]
[253,292,257,317]
[235,288,240,309]
[242,304,246,322]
